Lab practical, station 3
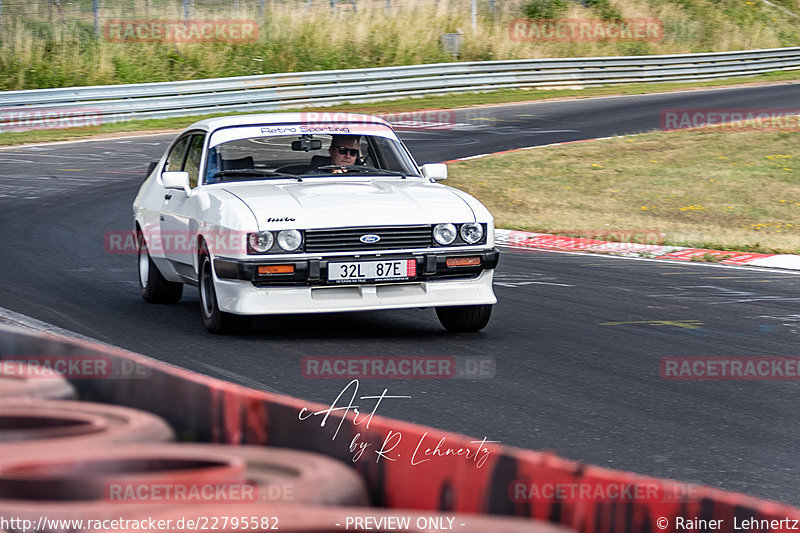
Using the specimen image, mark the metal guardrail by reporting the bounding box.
[1,47,799,127]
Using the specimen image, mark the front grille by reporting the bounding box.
[305,225,432,253]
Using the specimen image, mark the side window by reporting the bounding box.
[205,147,220,184]
[165,137,190,172]
[183,134,205,188]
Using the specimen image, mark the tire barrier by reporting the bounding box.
[108,504,576,533]
[0,445,247,532]
[2,324,800,533]
[0,399,175,449]
[0,443,370,531]
[0,444,246,502]
[183,444,371,506]
[0,362,76,400]
[0,443,368,506]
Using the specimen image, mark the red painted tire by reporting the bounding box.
[0,443,369,524]
[0,399,175,450]
[0,445,248,527]
[0,362,76,400]
[0,445,246,501]
[107,505,576,533]
[179,444,370,506]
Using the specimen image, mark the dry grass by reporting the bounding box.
[447,123,800,253]
[1,0,799,90]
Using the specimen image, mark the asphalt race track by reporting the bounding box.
[1,83,800,506]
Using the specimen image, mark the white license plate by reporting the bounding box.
[328,259,416,283]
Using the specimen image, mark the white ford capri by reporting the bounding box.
[133,113,499,334]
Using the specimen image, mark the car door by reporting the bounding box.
[160,132,205,274]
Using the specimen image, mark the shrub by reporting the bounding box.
[585,0,623,20]
[521,0,569,20]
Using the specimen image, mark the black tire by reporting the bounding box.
[436,304,493,332]
[138,232,183,304]
[198,245,253,334]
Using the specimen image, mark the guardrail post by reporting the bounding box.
[471,0,476,30]
[93,0,99,39]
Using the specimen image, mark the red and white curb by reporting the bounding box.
[495,229,800,270]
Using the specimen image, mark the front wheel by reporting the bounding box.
[198,247,253,334]
[138,232,183,304]
[435,304,493,332]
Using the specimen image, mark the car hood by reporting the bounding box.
[218,178,477,229]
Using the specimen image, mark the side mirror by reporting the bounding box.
[421,163,447,181]
[162,171,191,195]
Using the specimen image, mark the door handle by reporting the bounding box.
[164,193,172,200]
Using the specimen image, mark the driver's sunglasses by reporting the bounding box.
[334,145,359,157]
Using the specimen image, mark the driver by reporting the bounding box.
[329,135,360,167]
[310,135,360,173]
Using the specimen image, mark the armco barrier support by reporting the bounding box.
[0,323,798,533]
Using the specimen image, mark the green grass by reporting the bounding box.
[447,121,800,254]
[2,70,799,146]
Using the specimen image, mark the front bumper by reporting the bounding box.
[210,249,499,315]
[213,249,500,286]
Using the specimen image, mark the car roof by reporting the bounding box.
[184,112,392,133]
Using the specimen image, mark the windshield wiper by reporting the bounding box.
[311,165,413,178]
[211,169,299,181]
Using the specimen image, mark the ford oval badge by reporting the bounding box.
[360,234,381,244]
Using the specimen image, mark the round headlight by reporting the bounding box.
[460,223,484,244]
[433,223,457,245]
[277,229,302,252]
[248,231,273,253]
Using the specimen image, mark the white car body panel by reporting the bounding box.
[216,178,480,232]
[214,271,496,315]
[133,113,498,321]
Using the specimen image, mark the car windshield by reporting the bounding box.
[204,131,422,184]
